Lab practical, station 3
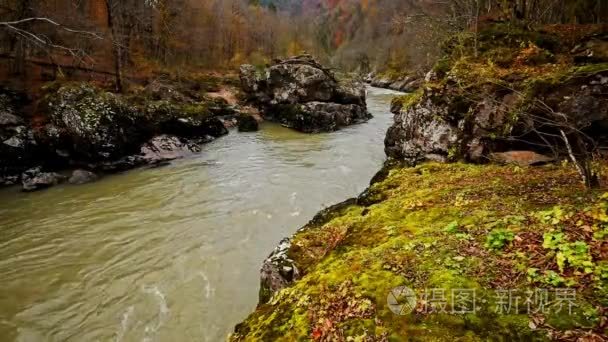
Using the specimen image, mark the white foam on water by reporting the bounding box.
[115,306,134,342]
[198,271,213,299]
[141,285,170,342]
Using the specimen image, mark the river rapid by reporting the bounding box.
[0,87,402,341]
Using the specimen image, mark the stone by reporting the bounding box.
[139,134,200,164]
[572,35,608,64]
[237,114,259,132]
[385,67,608,165]
[490,151,554,166]
[0,112,22,126]
[0,92,39,186]
[385,96,460,164]
[370,78,392,88]
[259,238,299,304]
[21,167,66,192]
[240,55,370,133]
[68,169,98,185]
[290,102,371,133]
[44,83,145,161]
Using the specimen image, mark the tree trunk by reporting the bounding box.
[10,0,33,76]
[105,0,123,92]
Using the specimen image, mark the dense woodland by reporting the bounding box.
[0,0,607,90]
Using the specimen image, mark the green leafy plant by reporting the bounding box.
[485,228,515,250]
[594,262,608,282]
[443,220,460,234]
[542,232,564,250]
[556,242,594,274]
[543,233,594,273]
[542,270,566,286]
[537,206,567,225]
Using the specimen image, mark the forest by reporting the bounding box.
[2,0,606,91]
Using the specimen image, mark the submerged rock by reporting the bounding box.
[21,167,66,192]
[68,169,98,185]
[240,55,371,132]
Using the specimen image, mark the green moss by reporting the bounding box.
[390,88,424,113]
[232,163,608,341]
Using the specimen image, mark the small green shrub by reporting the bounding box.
[486,228,515,250]
[556,242,594,274]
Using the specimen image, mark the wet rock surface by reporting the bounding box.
[240,55,371,132]
[259,238,299,304]
[68,169,99,185]
[21,167,67,192]
[139,134,201,164]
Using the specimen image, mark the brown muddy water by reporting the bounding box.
[0,87,402,341]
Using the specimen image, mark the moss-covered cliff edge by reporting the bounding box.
[232,162,608,341]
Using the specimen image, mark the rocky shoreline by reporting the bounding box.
[1,56,374,192]
[0,79,237,191]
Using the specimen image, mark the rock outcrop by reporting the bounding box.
[365,72,423,93]
[239,55,371,133]
[385,68,608,165]
[1,80,231,191]
[40,83,228,164]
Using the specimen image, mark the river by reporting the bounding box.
[0,87,402,341]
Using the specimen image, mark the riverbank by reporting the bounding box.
[231,161,608,341]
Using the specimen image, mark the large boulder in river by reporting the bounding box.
[240,55,371,132]
[40,83,228,164]
[42,84,146,161]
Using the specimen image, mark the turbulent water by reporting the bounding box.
[0,87,402,342]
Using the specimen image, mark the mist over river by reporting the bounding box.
[0,87,402,341]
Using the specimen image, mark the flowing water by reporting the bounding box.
[0,87,402,342]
